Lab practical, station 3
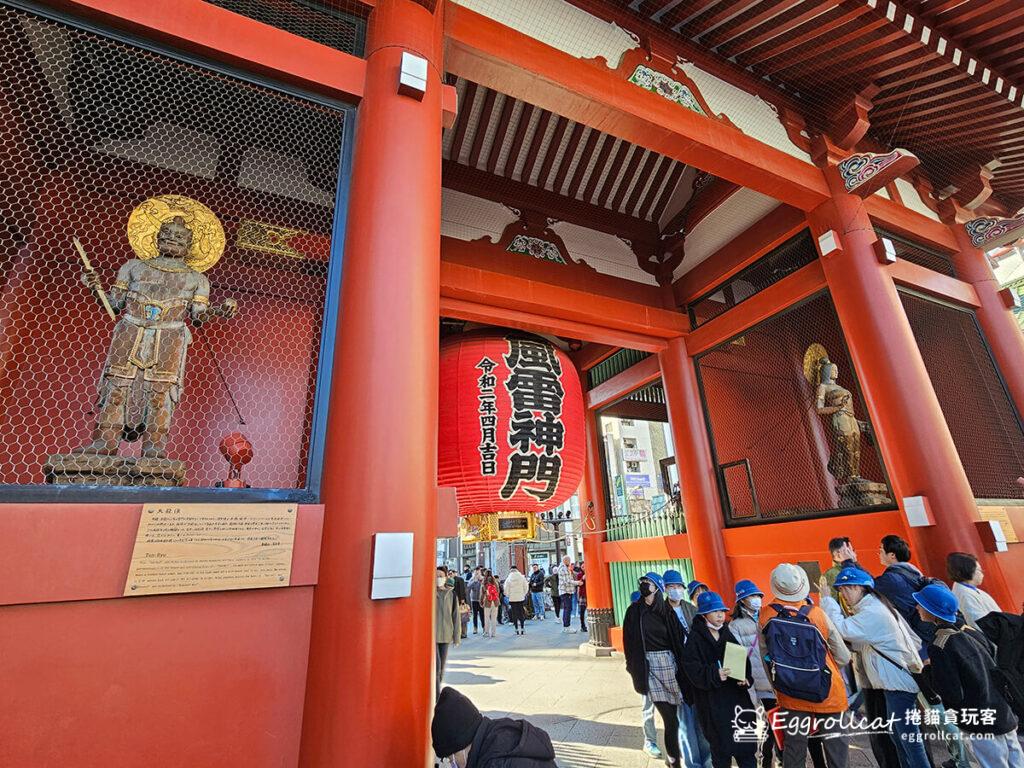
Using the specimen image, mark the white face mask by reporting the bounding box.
[706,619,724,631]
[437,577,448,588]
[667,587,685,602]
[747,596,762,611]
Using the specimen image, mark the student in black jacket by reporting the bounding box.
[913,583,1024,768]
[681,591,757,768]
[623,571,691,768]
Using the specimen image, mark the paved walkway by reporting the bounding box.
[445,611,881,767]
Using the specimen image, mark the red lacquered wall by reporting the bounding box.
[0,503,324,768]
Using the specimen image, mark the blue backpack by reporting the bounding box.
[762,603,832,703]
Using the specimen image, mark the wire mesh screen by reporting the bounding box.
[0,4,346,490]
[900,292,1024,500]
[696,292,893,525]
[687,230,817,328]
[204,0,367,57]
[876,228,956,278]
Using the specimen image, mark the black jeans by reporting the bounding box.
[653,701,681,761]
[436,643,449,700]
[578,596,588,630]
[864,688,901,768]
[509,600,526,630]
[552,594,561,617]
[471,600,484,631]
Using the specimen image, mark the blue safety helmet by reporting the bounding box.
[912,583,959,624]
[833,567,874,589]
[696,591,728,615]
[630,590,641,603]
[663,569,685,587]
[641,571,665,593]
[734,579,763,601]
[687,579,708,598]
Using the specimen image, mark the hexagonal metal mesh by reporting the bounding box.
[0,4,346,490]
[204,0,367,57]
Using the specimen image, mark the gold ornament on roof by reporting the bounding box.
[126,194,225,272]
[803,342,830,385]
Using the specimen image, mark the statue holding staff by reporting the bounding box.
[74,195,237,460]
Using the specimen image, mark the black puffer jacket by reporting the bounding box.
[977,611,1024,725]
[928,620,1018,735]
[622,598,692,703]
[465,717,558,768]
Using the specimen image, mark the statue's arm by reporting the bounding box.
[815,384,836,415]
[191,275,237,326]
[82,260,130,314]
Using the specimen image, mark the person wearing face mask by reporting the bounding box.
[820,568,928,768]
[623,572,692,768]
[432,687,557,768]
[688,580,709,605]
[729,580,776,768]
[663,569,712,768]
[436,566,461,699]
[681,591,757,768]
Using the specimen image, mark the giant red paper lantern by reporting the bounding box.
[438,330,585,515]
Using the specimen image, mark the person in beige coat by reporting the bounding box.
[436,566,461,699]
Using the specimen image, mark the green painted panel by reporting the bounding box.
[609,558,694,626]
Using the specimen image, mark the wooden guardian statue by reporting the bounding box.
[46,195,237,486]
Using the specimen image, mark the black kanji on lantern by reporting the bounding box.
[500,453,563,501]
[476,356,499,476]
[500,335,567,500]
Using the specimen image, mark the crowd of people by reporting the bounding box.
[623,534,1024,768]
[432,533,1024,768]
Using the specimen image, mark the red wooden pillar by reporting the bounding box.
[299,2,444,766]
[659,337,733,594]
[944,216,1024,420]
[580,404,614,646]
[807,184,1012,608]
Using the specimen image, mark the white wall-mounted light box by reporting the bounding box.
[371,532,414,599]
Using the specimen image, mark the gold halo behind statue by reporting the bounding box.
[803,343,830,385]
[126,194,225,273]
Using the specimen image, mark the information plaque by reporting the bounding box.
[124,503,297,597]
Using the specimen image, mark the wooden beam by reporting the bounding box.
[443,161,658,244]
[571,343,618,372]
[445,3,829,211]
[601,533,691,563]
[672,204,807,305]
[586,355,662,410]
[439,248,687,345]
[864,194,958,252]
[687,260,828,356]
[887,259,981,308]
[49,0,366,102]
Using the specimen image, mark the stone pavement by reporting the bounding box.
[444,611,881,767]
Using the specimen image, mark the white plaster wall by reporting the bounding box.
[548,220,658,285]
[441,188,519,243]
[672,187,780,280]
[894,178,942,222]
[451,0,638,67]
[679,63,812,163]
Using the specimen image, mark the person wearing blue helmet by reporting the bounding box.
[820,567,929,768]
[688,579,709,603]
[914,583,1024,768]
[729,580,776,768]
[623,571,691,767]
[664,569,712,768]
[681,591,756,768]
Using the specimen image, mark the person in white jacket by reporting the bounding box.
[503,566,531,636]
[820,567,929,768]
[947,551,1002,629]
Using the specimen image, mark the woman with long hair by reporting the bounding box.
[481,570,500,639]
[623,572,690,768]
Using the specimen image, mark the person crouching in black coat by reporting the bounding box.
[433,687,557,768]
[681,591,757,768]
[623,571,692,767]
